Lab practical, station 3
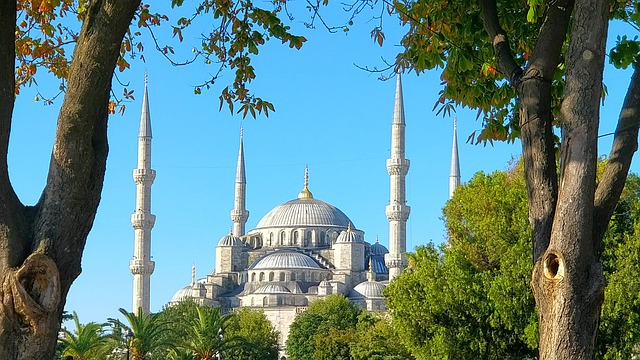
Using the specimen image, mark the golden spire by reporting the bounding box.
[297,165,314,200]
[347,222,352,232]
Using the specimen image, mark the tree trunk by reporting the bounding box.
[530,0,609,358]
[480,0,640,358]
[0,1,140,358]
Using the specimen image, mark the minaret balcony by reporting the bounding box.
[129,259,155,275]
[230,209,249,223]
[133,168,156,185]
[386,158,410,175]
[385,204,411,221]
[131,213,156,229]
[384,253,408,269]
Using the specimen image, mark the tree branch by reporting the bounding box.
[480,0,522,83]
[593,64,640,246]
[0,0,31,272]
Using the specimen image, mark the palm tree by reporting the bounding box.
[110,308,176,360]
[59,311,108,360]
[181,306,241,360]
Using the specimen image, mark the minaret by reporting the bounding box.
[449,118,461,199]
[385,73,411,281]
[230,127,249,236]
[130,74,156,315]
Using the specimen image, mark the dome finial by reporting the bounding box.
[347,222,352,232]
[191,264,196,286]
[298,165,314,199]
[375,235,379,244]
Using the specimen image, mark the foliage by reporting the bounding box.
[312,328,356,360]
[109,308,176,360]
[180,306,238,360]
[16,0,307,117]
[59,312,109,360]
[286,295,361,360]
[385,162,640,359]
[381,0,640,144]
[224,308,280,360]
[349,312,415,360]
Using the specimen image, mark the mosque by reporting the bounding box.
[128,74,461,352]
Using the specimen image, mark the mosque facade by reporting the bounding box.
[132,74,460,352]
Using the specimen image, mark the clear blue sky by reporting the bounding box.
[8,6,637,324]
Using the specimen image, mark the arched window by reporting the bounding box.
[263,297,268,306]
[269,272,275,281]
[251,273,256,282]
[259,272,265,281]
[268,233,274,247]
[300,272,306,282]
[279,272,285,281]
[291,272,297,281]
[320,231,326,245]
[279,231,285,245]
[293,231,299,245]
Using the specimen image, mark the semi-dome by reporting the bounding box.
[254,198,353,229]
[250,250,321,270]
[218,233,243,247]
[254,284,291,294]
[350,281,387,299]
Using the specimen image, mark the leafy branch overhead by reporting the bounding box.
[16,0,307,118]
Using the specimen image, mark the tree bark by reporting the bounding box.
[0,0,140,358]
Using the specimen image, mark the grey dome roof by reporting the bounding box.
[218,233,243,247]
[350,281,387,299]
[254,284,291,294]
[170,285,193,303]
[255,198,353,229]
[250,251,321,270]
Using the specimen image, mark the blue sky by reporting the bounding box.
[8,6,637,324]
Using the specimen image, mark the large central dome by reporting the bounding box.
[255,198,352,229]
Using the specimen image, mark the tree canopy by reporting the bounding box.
[385,161,640,359]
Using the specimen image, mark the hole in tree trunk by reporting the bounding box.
[543,252,565,280]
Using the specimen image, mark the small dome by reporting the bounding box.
[170,285,193,303]
[250,251,321,270]
[335,224,362,243]
[350,281,387,299]
[370,240,389,255]
[218,233,243,247]
[254,284,291,294]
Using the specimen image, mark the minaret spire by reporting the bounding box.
[130,73,156,314]
[385,73,411,281]
[449,118,461,199]
[231,126,249,236]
